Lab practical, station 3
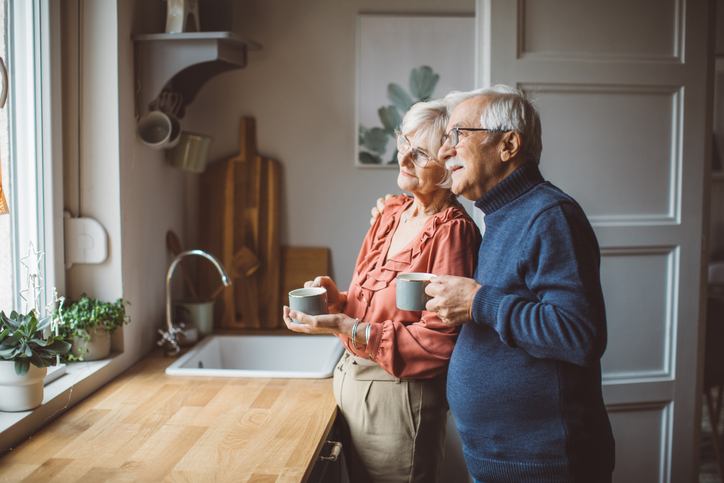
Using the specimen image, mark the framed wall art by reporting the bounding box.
[356,14,475,167]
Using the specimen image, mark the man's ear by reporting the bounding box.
[500,131,522,162]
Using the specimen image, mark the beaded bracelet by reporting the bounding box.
[351,318,362,350]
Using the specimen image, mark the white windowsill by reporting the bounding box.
[0,354,121,454]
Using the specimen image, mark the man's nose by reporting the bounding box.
[438,139,454,162]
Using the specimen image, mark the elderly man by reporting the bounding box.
[426,85,615,483]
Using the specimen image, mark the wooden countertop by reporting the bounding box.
[0,349,337,482]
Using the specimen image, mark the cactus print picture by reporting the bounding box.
[356,15,475,167]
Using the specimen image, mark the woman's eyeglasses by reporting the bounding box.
[396,134,433,168]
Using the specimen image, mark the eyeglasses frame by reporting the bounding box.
[396,134,435,168]
[442,127,505,148]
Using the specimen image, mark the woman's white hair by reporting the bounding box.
[398,99,453,189]
[443,85,543,164]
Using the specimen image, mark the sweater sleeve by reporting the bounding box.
[472,203,607,367]
[362,218,481,379]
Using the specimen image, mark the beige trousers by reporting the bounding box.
[332,353,448,483]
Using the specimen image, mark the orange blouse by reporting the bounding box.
[340,195,482,379]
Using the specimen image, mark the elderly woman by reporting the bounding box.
[283,99,481,483]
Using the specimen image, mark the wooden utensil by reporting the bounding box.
[231,245,262,277]
[208,246,261,300]
[166,230,200,302]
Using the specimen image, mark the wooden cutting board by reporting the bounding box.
[199,118,281,330]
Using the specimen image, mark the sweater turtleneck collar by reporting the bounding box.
[474,162,545,215]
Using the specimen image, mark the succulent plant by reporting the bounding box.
[359,66,441,165]
[0,310,71,376]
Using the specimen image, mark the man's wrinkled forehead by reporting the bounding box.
[448,96,489,129]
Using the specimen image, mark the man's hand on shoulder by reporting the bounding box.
[425,275,480,326]
[370,193,400,225]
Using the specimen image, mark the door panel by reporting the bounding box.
[600,247,676,379]
[529,85,679,222]
[520,0,680,61]
[608,402,671,482]
[477,0,711,481]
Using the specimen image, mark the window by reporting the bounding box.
[0,0,62,315]
[0,0,11,310]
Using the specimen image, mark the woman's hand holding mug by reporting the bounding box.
[304,276,347,313]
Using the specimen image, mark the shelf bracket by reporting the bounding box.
[132,32,261,119]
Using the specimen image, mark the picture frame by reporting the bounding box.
[355,14,475,168]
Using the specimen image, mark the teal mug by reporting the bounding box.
[396,273,436,311]
[288,287,328,324]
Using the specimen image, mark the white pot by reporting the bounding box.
[0,361,47,412]
[71,325,111,361]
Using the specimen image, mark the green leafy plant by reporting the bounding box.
[56,295,131,361]
[359,66,440,165]
[0,310,71,376]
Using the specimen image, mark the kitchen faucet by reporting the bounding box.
[159,249,231,356]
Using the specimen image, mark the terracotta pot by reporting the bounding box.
[71,325,111,361]
[0,361,47,411]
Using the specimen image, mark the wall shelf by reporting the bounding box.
[132,32,261,119]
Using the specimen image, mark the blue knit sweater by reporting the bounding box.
[447,163,615,483]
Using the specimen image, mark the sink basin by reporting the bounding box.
[165,334,345,378]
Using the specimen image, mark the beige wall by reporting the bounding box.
[108,0,475,355]
[176,0,475,289]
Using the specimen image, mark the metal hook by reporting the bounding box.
[0,57,8,109]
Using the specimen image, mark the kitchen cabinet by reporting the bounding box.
[308,423,346,483]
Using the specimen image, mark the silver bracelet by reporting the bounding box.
[365,322,371,345]
[351,318,362,350]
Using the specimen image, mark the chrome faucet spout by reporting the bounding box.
[160,249,232,356]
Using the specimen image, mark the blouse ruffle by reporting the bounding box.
[353,196,471,308]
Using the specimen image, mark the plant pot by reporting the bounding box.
[71,325,111,361]
[0,361,47,411]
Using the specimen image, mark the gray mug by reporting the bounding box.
[396,273,436,311]
[288,287,329,324]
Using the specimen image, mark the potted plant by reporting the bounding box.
[0,310,71,411]
[58,295,131,361]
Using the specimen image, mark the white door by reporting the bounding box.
[476,0,712,481]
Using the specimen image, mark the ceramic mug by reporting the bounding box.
[288,287,328,324]
[137,110,181,149]
[176,300,214,337]
[169,131,213,172]
[396,272,436,311]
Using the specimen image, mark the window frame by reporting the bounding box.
[6,0,64,313]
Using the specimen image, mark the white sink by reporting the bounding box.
[165,334,345,379]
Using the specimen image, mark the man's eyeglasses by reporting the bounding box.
[396,134,433,168]
[441,127,503,148]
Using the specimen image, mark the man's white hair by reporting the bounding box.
[443,85,543,164]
